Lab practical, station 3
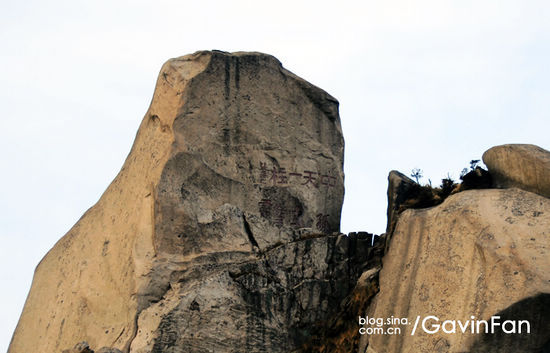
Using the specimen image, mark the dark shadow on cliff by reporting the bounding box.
[469,293,550,353]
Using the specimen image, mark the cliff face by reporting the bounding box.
[358,145,550,353]
[362,188,550,353]
[9,51,373,353]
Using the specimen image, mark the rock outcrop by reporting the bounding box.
[8,51,367,353]
[385,171,416,250]
[9,50,550,353]
[483,144,550,198]
[362,188,550,353]
[297,234,384,353]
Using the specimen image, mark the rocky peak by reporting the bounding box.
[8,51,379,353]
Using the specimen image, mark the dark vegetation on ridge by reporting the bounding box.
[398,160,493,212]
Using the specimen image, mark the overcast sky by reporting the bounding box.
[2,1,550,351]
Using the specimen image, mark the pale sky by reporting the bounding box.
[1,1,550,351]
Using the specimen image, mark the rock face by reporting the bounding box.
[8,51,356,353]
[362,188,550,353]
[10,50,550,353]
[483,144,550,198]
[135,232,376,353]
[298,234,385,353]
[385,171,416,249]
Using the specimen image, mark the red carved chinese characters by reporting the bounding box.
[257,189,303,229]
[273,203,285,227]
[302,171,317,187]
[259,162,269,184]
[257,162,336,188]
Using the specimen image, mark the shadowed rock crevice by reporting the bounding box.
[242,214,260,249]
[296,235,384,353]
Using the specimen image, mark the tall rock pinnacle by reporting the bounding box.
[9,51,373,353]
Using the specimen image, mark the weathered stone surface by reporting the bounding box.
[362,188,550,353]
[483,144,550,198]
[134,233,376,353]
[9,51,350,353]
[97,348,123,353]
[386,171,416,232]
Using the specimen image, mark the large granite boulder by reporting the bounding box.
[8,51,358,353]
[483,144,550,198]
[362,188,550,353]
